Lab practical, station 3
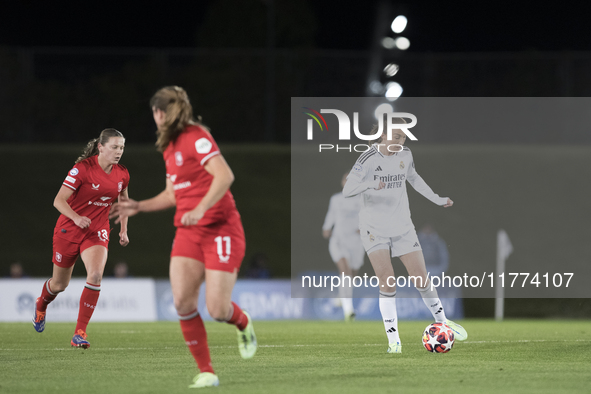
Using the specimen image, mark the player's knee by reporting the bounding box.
[86,272,103,286]
[50,280,68,293]
[173,298,187,312]
[382,284,396,293]
[173,297,197,315]
[381,276,397,292]
[207,303,230,322]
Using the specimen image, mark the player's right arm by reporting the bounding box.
[53,186,91,229]
[110,178,176,223]
[342,158,384,198]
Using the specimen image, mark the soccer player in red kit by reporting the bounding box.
[33,128,130,349]
[110,86,256,389]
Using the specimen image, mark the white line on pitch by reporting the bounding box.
[1,339,589,351]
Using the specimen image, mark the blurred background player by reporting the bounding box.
[417,224,449,277]
[8,262,27,278]
[343,121,467,354]
[112,261,130,278]
[322,172,364,321]
[33,128,130,349]
[110,86,256,389]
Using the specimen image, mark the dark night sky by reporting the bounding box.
[2,1,591,52]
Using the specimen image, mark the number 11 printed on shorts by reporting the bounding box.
[215,236,231,263]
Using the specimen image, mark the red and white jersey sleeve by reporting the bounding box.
[164,124,238,228]
[62,163,87,191]
[193,133,221,166]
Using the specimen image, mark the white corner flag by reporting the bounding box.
[495,229,513,321]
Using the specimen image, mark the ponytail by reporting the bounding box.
[76,138,100,164]
[75,128,124,164]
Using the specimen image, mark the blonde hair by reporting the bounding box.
[76,128,124,164]
[373,117,407,143]
[150,86,205,152]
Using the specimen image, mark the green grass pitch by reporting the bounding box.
[1,320,590,393]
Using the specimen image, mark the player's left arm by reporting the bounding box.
[406,155,453,207]
[118,187,130,246]
[181,155,234,226]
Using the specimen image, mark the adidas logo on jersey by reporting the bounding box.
[92,183,100,190]
[375,166,383,171]
[100,197,112,201]
[413,242,420,248]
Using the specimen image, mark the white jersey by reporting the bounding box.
[322,192,362,240]
[343,145,447,238]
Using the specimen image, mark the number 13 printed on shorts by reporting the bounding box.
[97,229,109,242]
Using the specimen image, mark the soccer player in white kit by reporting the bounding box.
[343,123,468,353]
[322,173,365,321]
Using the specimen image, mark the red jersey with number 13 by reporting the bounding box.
[163,124,239,228]
[54,155,130,243]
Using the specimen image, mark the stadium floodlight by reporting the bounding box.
[383,63,399,76]
[374,103,394,120]
[381,37,396,49]
[385,82,403,101]
[391,15,407,34]
[369,80,384,94]
[395,37,410,50]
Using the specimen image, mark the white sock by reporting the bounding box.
[338,276,354,317]
[417,285,447,322]
[379,290,400,344]
[341,298,354,317]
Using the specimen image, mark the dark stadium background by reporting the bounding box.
[1,0,590,317]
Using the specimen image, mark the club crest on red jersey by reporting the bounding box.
[118,182,123,192]
[175,151,184,166]
[55,252,62,263]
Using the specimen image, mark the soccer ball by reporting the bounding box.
[422,322,455,353]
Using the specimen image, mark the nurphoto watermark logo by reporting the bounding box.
[302,107,417,152]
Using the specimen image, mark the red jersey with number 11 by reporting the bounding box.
[54,155,130,243]
[163,124,239,228]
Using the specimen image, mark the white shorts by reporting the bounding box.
[360,228,422,258]
[328,236,365,270]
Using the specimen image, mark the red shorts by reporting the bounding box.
[52,228,111,268]
[171,214,245,273]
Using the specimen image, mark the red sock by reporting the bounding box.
[179,310,214,374]
[74,282,100,334]
[227,302,248,331]
[36,279,57,312]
